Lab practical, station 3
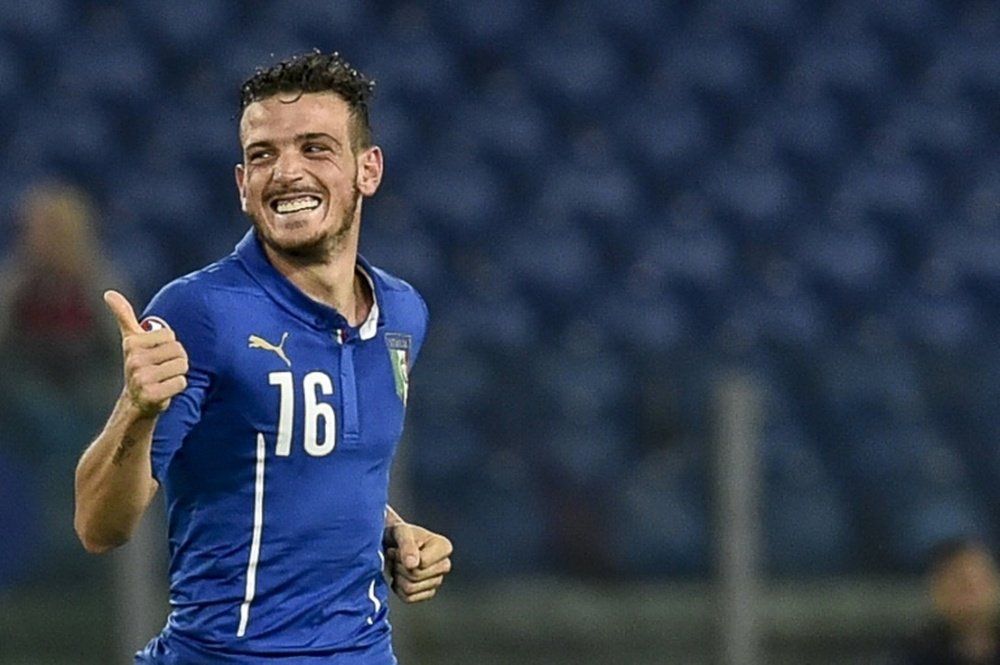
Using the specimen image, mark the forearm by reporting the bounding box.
[74,392,159,553]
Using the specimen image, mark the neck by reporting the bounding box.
[262,234,371,327]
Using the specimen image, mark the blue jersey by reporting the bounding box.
[134,231,428,664]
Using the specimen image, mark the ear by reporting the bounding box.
[356,146,383,197]
[235,163,248,212]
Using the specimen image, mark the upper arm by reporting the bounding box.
[141,280,217,482]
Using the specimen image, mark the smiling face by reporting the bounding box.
[235,92,382,262]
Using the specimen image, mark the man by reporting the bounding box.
[901,538,1000,665]
[74,51,453,664]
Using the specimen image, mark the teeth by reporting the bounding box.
[274,196,320,214]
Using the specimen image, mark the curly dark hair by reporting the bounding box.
[239,50,376,150]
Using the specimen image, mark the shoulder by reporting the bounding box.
[144,254,251,320]
[141,253,258,355]
[369,264,429,323]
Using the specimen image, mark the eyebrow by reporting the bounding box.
[243,132,344,154]
[298,132,343,149]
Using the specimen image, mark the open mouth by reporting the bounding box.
[270,195,322,214]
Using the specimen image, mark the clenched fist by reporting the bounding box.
[383,523,453,603]
[104,290,189,416]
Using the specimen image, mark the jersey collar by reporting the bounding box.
[235,230,384,338]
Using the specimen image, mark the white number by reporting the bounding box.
[303,371,336,456]
[269,372,295,457]
[268,371,336,457]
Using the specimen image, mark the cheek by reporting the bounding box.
[243,171,269,203]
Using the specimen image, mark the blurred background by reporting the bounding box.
[1,0,999,663]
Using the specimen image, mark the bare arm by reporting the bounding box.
[74,398,160,553]
[73,290,188,554]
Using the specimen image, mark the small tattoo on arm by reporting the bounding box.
[111,435,139,467]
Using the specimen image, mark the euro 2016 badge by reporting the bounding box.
[385,333,412,405]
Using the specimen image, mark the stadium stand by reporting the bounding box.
[0,0,998,582]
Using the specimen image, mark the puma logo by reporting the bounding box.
[248,332,291,367]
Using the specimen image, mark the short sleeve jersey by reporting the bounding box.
[135,231,428,664]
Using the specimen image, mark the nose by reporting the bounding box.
[272,152,305,183]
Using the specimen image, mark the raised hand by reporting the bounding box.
[104,290,189,416]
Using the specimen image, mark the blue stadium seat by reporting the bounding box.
[518,22,625,113]
[431,0,532,49]
[615,91,717,181]
[0,44,25,109]
[690,0,803,41]
[657,34,764,118]
[923,35,1000,103]
[534,156,644,233]
[535,416,631,488]
[0,450,41,590]
[530,341,629,421]
[830,0,946,40]
[53,28,159,107]
[785,32,897,116]
[874,96,987,172]
[439,291,539,353]
[8,95,117,183]
[400,153,504,237]
[353,13,461,113]
[704,159,802,239]
[832,421,986,570]
[0,0,73,48]
[361,224,445,295]
[456,77,555,173]
[3,0,1000,580]
[795,218,898,311]
[810,343,925,430]
[368,99,422,175]
[424,448,551,576]
[129,0,237,56]
[929,224,1000,306]
[889,288,985,351]
[718,285,832,351]
[610,448,710,576]
[497,223,602,306]
[208,30,314,94]
[141,99,238,172]
[959,163,1000,227]
[761,415,859,573]
[591,288,693,356]
[740,94,853,181]
[829,156,939,242]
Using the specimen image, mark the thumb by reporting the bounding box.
[103,289,143,336]
[395,526,421,570]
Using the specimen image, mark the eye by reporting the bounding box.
[304,143,329,154]
[247,150,272,163]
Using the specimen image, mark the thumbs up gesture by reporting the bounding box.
[104,290,189,417]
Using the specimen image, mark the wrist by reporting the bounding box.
[385,505,406,528]
[115,390,162,425]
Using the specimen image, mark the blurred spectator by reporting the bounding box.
[901,538,1000,665]
[0,181,122,449]
[0,181,124,576]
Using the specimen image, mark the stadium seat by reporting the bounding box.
[128,0,237,56]
[610,448,710,576]
[795,218,898,312]
[5,0,1000,580]
[0,449,41,590]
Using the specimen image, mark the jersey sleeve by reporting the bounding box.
[141,277,216,483]
[410,290,430,367]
